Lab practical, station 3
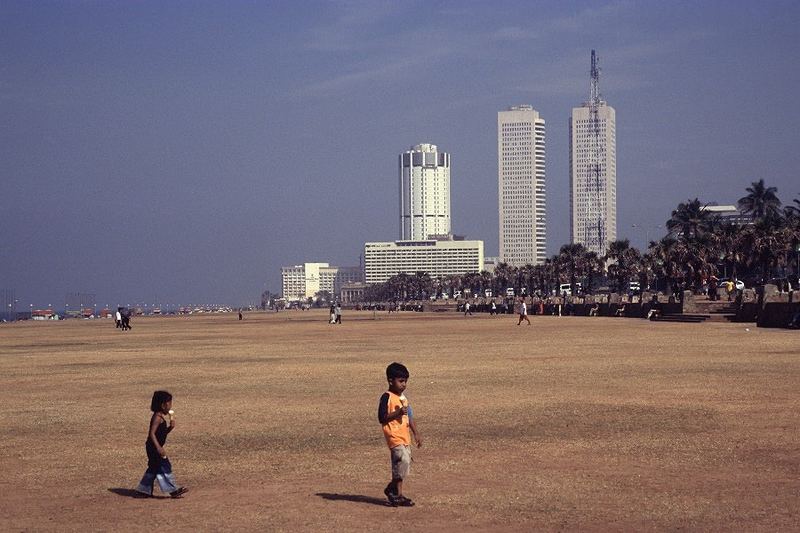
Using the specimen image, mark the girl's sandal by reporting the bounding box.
[170,487,189,498]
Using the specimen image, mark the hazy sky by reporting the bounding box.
[2,1,799,308]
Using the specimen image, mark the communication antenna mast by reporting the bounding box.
[587,50,605,255]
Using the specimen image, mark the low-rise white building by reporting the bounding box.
[281,263,363,301]
[364,238,484,284]
[700,204,754,226]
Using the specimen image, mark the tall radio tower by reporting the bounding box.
[569,50,617,255]
[588,49,605,254]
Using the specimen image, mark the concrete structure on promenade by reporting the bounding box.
[281,263,363,301]
[399,143,451,241]
[364,237,484,284]
[570,50,617,255]
[498,105,547,266]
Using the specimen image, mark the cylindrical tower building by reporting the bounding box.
[399,143,451,241]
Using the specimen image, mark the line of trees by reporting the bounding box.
[363,180,800,302]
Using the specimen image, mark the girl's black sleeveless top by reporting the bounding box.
[146,417,168,448]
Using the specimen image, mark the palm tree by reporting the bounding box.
[739,215,794,282]
[713,221,742,279]
[582,250,602,294]
[531,263,548,295]
[516,264,534,295]
[651,237,681,295]
[462,272,482,297]
[604,239,638,292]
[479,271,493,296]
[637,252,656,293]
[492,262,513,295]
[442,274,461,298]
[558,243,587,295]
[784,195,800,218]
[737,179,782,221]
[411,271,433,299]
[666,198,713,242]
[394,273,412,301]
[546,257,561,295]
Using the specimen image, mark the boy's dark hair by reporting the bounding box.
[386,362,409,380]
[150,390,172,412]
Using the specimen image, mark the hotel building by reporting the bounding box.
[364,238,484,285]
[399,143,451,240]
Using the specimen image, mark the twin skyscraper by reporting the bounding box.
[400,51,617,266]
[499,51,617,265]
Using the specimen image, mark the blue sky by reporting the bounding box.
[2,1,799,307]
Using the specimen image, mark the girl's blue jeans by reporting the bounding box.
[136,457,179,495]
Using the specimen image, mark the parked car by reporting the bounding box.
[768,277,794,291]
[559,282,582,296]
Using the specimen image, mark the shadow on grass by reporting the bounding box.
[316,492,389,507]
[108,488,166,499]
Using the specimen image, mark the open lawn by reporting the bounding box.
[1,311,798,531]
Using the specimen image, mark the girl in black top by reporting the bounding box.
[135,391,188,498]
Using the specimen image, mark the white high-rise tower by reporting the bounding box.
[399,143,451,240]
[498,105,547,266]
[570,50,617,254]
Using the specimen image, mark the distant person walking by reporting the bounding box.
[725,279,735,301]
[335,303,342,324]
[490,300,497,316]
[517,298,531,325]
[464,301,472,316]
[329,304,336,324]
[238,309,243,321]
[115,308,122,329]
[708,275,719,301]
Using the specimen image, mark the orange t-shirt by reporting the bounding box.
[378,391,410,448]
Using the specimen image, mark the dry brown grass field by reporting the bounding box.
[1,310,798,531]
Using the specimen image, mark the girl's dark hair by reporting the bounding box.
[386,362,409,380]
[150,390,172,412]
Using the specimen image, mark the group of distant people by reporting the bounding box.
[115,307,132,330]
[328,303,342,324]
[705,275,744,302]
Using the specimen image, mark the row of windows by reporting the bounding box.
[366,251,479,258]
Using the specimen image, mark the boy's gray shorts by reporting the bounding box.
[390,445,411,480]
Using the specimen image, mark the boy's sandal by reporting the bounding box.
[170,487,189,498]
[396,496,415,507]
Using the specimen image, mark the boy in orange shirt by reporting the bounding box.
[378,362,423,506]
